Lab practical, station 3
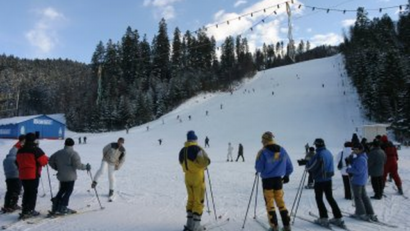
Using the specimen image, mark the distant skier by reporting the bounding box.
[346,143,378,221]
[91,138,126,199]
[335,142,352,200]
[179,131,211,231]
[227,143,234,162]
[78,137,82,144]
[16,133,49,219]
[2,135,25,213]
[205,136,210,148]
[83,136,87,144]
[48,138,91,215]
[306,138,344,227]
[158,139,162,145]
[236,143,244,162]
[255,132,293,231]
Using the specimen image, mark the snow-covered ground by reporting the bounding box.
[1,54,409,231]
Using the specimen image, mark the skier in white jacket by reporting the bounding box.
[335,141,353,200]
[227,143,234,162]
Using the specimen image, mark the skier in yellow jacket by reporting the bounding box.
[179,130,211,231]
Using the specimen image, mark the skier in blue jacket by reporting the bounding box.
[255,132,293,231]
[346,143,377,221]
[306,138,343,227]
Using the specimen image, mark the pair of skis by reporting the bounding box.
[340,210,397,228]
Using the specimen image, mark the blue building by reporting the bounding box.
[0,114,65,139]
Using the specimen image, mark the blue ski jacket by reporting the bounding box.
[255,144,293,179]
[346,153,368,186]
[306,147,334,182]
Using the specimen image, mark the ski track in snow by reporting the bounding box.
[1,55,410,230]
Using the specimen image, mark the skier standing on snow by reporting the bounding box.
[16,133,49,219]
[335,142,352,200]
[255,132,293,231]
[2,135,25,213]
[306,138,344,227]
[179,130,211,231]
[236,143,245,162]
[380,135,403,195]
[91,137,126,198]
[227,142,234,162]
[367,140,386,200]
[48,138,91,215]
[346,143,378,221]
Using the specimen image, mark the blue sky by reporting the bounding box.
[0,0,405,64]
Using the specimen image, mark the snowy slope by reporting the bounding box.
[1,54,409,231]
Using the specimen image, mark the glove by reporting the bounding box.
[282,176,290,184]
[297,159,308,166]
[85,163,91,171]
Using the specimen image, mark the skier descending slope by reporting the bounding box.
[179,131,211,231]
[255,131,293,231]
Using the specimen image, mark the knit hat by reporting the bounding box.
[187,130,198,141]
[65,138,75,146]
[25,133,36,143]
[380,135,388,143]
[18,134,26,142]
[262,131,274,143]
[313,138,325,147]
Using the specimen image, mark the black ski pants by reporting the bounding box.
[4,178,22,208]
[21,178,39,213]
[314,180,342,219]
[370,176,384,198]
[55,181,75,206]
[342,175,352,199]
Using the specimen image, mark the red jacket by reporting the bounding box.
[16,143,48,180]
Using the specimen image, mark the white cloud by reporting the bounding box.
[143,0,183,20]
[25,7,66,56]
[309,33,343,47]
[234,0,247,8]
[306,28,313,33]
[205,0,301,49]
[341,19,355,28]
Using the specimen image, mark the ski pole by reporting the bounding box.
[242,172,259,229]
[40,176,46,198]
[206,168,218,220]
[205,188,211,215]
[46,165,54,199]
[88,171,105,210]
[253,174,259,219]
[290,169,307,224]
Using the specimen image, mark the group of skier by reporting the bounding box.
[2,133,126,220]
[226,142,245,162]
[180,130,404,231]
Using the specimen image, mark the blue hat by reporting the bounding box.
[187,130,198,141]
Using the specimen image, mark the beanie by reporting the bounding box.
[262,131,274,143]
[381,135,388,143]
[187,130,198,141]
[25,133,36,143]
[65,138,75,146]
[313,138,325,147]
[18,134,26,142]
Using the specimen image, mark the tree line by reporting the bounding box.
[341,3,410,141]
[0,18,337,132]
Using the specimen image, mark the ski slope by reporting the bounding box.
[1,54,409,231]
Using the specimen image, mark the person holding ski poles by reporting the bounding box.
[306,138,344,227]
[255,131,293,231]
[91,137,126,199]
[48,138,91,215]
[179,130,211,231]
